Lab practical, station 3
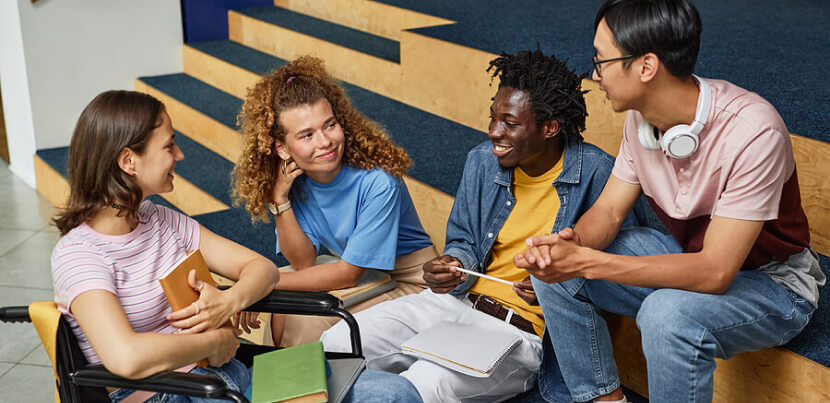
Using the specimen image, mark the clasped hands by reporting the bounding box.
[514,227,589,284]
[166,269,262,335]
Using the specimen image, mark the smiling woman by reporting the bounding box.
[233,56,438,347]
[49,90,278,402]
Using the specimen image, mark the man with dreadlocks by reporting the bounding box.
[322,49,634,402]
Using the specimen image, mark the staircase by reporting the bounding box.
[33,1,830,401]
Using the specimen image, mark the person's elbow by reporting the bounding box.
[702,265,740,295]
[101,350,156,380]
[335,264,365,289]
[340,272,362,288]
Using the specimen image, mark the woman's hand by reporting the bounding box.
[167,270,239,334]
[272,158,304,205]
[205,325,241,367]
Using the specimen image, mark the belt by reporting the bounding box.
[468,294,536,334]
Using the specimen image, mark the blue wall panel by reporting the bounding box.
[181,0,272,42]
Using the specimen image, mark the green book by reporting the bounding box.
[252,341,328,403]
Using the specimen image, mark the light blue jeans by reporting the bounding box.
[109,359,421,403]
[533,227,815,402]
[109,358,250,403]
[344,370,423,402]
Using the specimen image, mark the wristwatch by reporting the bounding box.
[269,201,292,215]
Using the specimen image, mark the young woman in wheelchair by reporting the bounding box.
[51,90,278,402]
[232,56,438,347]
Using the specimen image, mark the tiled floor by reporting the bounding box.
[0,160,60,402]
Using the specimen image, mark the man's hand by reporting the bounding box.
[512,276,538,305]
[423,255,466,293]
[515,228,593,284]
[232,311,262,334]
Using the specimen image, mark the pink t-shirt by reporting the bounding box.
[51,201,201,364]
[612,78,810,269]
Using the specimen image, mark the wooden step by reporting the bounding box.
[607,313,830,401]
[272,0,453,41]
[229,6,402,100]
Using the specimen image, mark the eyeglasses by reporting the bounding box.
[592,54,635,78]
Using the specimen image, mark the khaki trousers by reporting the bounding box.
[278,245,438,347]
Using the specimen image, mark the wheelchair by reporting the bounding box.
[0,288,362,402]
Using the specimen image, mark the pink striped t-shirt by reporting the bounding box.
[51,201,201,365]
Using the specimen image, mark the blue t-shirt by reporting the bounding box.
[275,165,433,270]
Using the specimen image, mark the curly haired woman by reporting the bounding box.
[233,56,438,346]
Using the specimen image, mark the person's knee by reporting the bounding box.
[320,321,351,353]
[606,227,682,257]
[636,290,700,342]
[531,276,575,301]
[346,370,423,403]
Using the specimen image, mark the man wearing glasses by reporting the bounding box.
[516,0,824,402]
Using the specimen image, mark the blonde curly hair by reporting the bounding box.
[232,56,412,222]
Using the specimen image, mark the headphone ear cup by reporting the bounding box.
[638,119,661,150]
[662,125,698,159]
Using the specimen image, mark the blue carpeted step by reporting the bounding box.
[139,74,242,130]
[141,51,486,196]
[173,130,234,206]
[188,40,288,76]
[35,147,180,213]
[235,6,400,63]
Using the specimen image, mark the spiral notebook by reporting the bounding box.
[401,321,522,378]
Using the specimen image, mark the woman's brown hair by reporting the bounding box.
[232,56,411,222]
[53,90,165,235]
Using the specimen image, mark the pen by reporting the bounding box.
[448,266,514,286]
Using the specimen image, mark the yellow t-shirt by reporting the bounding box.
[468,157,563,337]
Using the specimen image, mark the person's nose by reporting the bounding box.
[488,121,505,141]
[316,130,333,148]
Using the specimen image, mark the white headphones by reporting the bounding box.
[638,75,712,159]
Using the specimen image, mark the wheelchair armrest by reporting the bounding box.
[221,288,363,357]
[71,365,247,402]
[0,306,31,323]
[245,289,343,315]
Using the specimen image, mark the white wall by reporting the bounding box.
[0,0,183,187]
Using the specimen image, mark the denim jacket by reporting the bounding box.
[442,137,643,402]
[443,136,638,296]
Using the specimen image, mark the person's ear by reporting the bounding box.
[117,147,137,175]
[639,52,659,83]
[274,141,291,161]
[543,120,561,139]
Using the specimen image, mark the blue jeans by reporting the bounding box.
[109,358,250,403]
[533,227,815,402]
[344,370,423,403]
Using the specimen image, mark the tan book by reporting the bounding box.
[159,249,218,367]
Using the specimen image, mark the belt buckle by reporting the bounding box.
[472,294,497,311]
[479,295,498,307]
